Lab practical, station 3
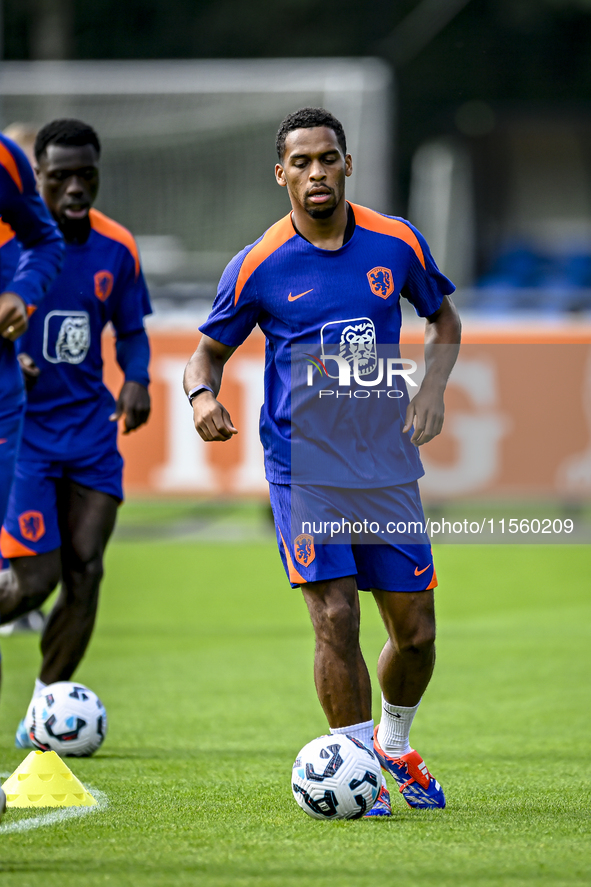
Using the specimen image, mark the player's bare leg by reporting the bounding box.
[372,589,436,707]
[0,550,61,623]
[301,576,372,728]
[371,588,445,808]
[39,481,118,683]
[302,576,392,817]
[3,548,62,747]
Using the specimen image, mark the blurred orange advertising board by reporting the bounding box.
[103,321,268,497]
[102,320,591,502]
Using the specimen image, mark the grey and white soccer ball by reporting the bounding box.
[292,734,381,820]
[25,681,107,757]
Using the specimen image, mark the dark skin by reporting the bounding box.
[184,125,461,727]
[34,143,150,432]
[0,141,150,684]
[0,292,28,341]
[274,125,353,250]
[0,482,118,683]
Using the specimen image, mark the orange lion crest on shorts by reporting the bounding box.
[294,533,315,567]
[18,510,45,543]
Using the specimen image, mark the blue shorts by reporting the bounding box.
[269,481,437,592]
[0,403,24,523]
[0,447,123,558]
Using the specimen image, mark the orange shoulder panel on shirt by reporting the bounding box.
[279,529,307,585]
[0,527,36,559]
[0,142,23,194]
[350,203,425,269]
[89,208,140,278]
[0,219,15,248]
[235,214,295,305]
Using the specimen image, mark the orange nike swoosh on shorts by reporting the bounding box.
[414,565,430,576]
[288,289,313,301]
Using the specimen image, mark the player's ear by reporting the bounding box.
[33,150,45,183]
[275,163,287,187]
[92,167,100,199]
[345,154,353,177]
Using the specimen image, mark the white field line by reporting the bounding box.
[0,786,108,834]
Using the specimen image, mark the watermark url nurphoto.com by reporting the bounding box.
[300,517,575,539]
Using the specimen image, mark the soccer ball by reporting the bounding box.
[25,681,107,757]
[292,734,381,820]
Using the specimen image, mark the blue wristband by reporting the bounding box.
[188,384,214,405]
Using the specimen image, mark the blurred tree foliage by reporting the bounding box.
[5,0,403,60]
[5,0,591,201]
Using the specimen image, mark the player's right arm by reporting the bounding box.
[183,335,238,441]
[0,136,64,341]
[186,240,262,441]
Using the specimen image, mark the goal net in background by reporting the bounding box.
[0,59,393,309]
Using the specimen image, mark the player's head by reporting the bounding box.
[276,108,347,161]
[275,108,352,220]
[34,119,101,233]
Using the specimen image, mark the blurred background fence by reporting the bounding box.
[0,58,391,311]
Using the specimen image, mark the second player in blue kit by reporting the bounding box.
[185,108,462,814]
[0,136,63,570]
[0,132,63,697]
[0,119,152,747]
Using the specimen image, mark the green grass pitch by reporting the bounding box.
[0,532,590,887]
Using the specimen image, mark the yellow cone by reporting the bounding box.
[2,750,97,808]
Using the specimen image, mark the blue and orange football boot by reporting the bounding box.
[373,726,445,809]
[15,718,34,749]
[364,774,391,817]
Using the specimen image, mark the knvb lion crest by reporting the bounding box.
[294,533,315,567]
[43,311,91,365]
[338,319,378,376]
[320,317,378,378]
[18,510,45,543]
[94,270,114,302]
[55,315,90,364]
[367,266,394,299]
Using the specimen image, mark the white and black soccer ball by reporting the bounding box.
[25,681,107,757]
[292,734,381,820]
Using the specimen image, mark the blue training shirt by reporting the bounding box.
[199,202,455,488]
[16,208,152,461]
[0,135,64,412]
[0,223,20,291]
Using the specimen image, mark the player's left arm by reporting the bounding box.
[111,328,151,434]
[403,294,461,445]
[110,251,152,434]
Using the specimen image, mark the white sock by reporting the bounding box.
[377,695,420,757]
[330,718,374,749]
[34,678,47,698]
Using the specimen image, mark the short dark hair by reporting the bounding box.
[276,107,346,160]
[34,118,101,162]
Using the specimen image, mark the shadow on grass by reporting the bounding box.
[97,747,291,761]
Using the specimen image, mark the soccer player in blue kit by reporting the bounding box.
[0,132,64,690]
[0,119,152,747]
[184,108,461,815]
